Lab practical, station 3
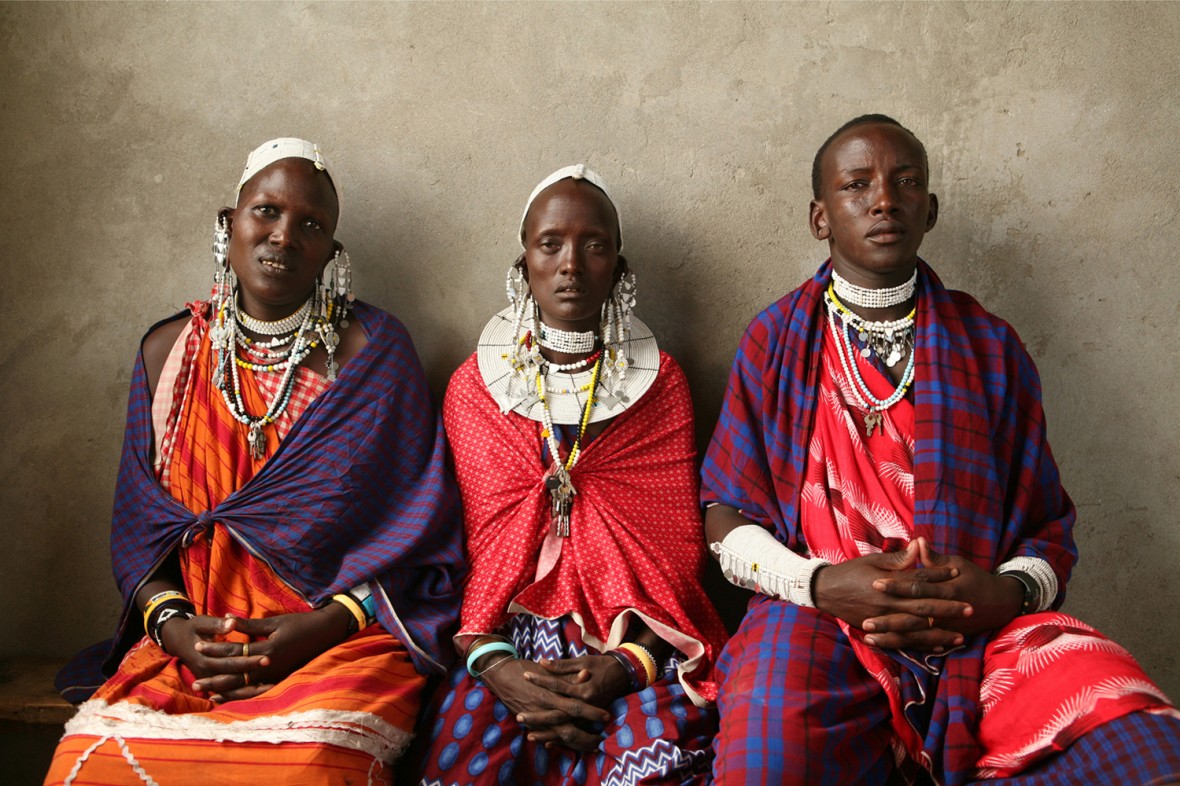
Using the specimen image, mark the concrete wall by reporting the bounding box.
[2,2,1177,701]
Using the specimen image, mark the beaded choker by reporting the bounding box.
[832,269,916,310]
[538,324,597,354]
[237,300,313,335]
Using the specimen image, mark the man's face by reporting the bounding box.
[809,122,938,286]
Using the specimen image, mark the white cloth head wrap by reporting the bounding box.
[518,164,622,251]
[235,137,342,225]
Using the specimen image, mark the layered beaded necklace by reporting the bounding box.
[824,281,917,437]
[211,292,339,459]
[537,352,603,537]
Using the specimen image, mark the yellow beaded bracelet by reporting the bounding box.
[331,593,368,632]
[142,591,190,634]
[618,643,657,688]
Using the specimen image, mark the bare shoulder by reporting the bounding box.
[334,317,368,368]
[141,316,191,399]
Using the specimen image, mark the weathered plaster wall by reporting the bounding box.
[2,2,1177,700]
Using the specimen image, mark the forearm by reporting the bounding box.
[708,507,829,607]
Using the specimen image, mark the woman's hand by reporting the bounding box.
[863,538,1023,648]
[814,540,972,652]
[481,658,612,752]
[525,654,631,710]
[182,604,352,702]
[158,614,271,699]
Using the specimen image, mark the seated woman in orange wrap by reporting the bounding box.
[46,138,465,785]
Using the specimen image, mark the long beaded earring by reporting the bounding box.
[210,213,235,388]
[600,263,636,395]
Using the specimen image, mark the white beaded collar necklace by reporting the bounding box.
[831,269,916,310]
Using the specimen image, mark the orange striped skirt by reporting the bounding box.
[46,526,425,785]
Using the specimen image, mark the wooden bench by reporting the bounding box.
[0,659,75,726]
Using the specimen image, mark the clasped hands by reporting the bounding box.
[480,653,630,753]
[161,605,350,703]
[813,538,1023,652]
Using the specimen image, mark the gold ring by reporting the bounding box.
[242,642,250,657]
[927,616,935,629]
[243,672,251,686]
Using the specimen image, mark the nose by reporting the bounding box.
[557,244,584,275]
[269,215,298,247]
[870,182,899,215]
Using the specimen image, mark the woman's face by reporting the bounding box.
[227,158,340,321]
[521,179,621,334]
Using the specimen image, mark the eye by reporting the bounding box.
[538,237,561,251]
[842,180,866,191]
[899,176,923,187]
[254,204,278,217]
[303,218,324,232]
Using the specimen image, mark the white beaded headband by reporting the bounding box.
[235,137,342,226]
[518,164,623,251]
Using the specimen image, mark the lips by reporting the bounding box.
[867,221,906,241]
[259,256,293,272]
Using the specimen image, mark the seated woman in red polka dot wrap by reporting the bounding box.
[410,165,729,785]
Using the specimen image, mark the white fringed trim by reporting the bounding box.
[62,699,412,763]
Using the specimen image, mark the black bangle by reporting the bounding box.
[999,570,1040,615]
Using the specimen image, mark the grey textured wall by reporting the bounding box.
[2,2,1177,701]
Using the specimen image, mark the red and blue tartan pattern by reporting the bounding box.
[700,261,1100,783]
[101,301,466,680]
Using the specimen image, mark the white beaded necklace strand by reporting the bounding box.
[832,269,916,310]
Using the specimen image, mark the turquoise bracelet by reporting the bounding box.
[466,641,518,677]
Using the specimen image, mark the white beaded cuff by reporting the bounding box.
[996,555,1058,613]
[712,525,830,607]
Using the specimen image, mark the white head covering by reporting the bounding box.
[518,164,622,251]
[235,137,342,224]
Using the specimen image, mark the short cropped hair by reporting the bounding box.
[811,114,928,199]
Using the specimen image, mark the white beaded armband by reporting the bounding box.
[995,555,1058,614]
[712,525,830,607]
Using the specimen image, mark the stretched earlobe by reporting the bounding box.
[614,254,630,284]
[926,193,939,232]
[809,201,831,241]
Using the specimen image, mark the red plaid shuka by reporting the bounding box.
[703,261,1178,784]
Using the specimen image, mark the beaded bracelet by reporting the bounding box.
[151,607,195,653]
[466,641,518,678]
[142,591,190,635]
[331,594,368,633]
[607,649,643,692]
[617,643,657,688]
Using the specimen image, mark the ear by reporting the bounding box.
[514,253,528,283]
[809,199,831,241]
[320,241,343,276]
[614,254,630,284]
[925,193,939,232]
[218,206,234,234]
